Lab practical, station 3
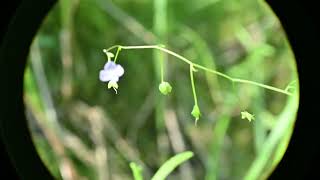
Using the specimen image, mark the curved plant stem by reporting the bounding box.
[190,65,198,105]
[104,45,293,96]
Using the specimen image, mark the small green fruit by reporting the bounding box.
[191,104,201,125]
[159,82,172,95]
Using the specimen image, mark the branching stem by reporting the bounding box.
[114,46,122,63]
[104,45,293,96]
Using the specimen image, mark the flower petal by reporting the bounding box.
[110,76,119,82]
[99,70,112,82]
[114,65,124,77]
[104,61,117,70]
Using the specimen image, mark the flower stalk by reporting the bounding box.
[104,45,292,96]
[190,64,201,125]
[102,44,294,123]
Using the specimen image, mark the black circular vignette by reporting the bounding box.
[0,0,56,179]
[0,0,319,179]
[266,0,320,179]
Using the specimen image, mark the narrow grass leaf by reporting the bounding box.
[151,151,194,180]
[130,162,144,180]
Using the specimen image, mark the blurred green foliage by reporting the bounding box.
[24,0,299,179]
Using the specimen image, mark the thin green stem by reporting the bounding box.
[190,65,198,105]
[160,58,164,82]
[193,64,233,81]
[121,45,192,64]
[103,45,292,96]
[114,46,122,63]
[104,45,120,52]
[233,79,292,96]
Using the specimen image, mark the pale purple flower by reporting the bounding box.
[100,61,124,93]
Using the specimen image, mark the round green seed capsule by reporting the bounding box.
[159,82,172,95]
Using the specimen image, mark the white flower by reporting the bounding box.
[99,60,124,93]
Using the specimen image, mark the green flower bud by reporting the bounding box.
[241,111,255,122]
[159,82,172,95]
[191,104,201,125]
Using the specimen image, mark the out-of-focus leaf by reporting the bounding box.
[130,162,144,180]
[151,151,194,180]
[244,91,299,180]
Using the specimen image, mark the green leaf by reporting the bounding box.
[129,162,144,180]
[244,93,299,180]
[151,151,194,180]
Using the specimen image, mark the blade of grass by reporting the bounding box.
[191,0,221,12]
[153,0,170,163]
[244,91,299,180]
[164,109,194,180]
[205,115,231,180]
[29,39,81,179]
[96,0,157,44]
[71,101,151,176]
[151,151,194,180]
[130,162,144,180]
[60,0,78,99]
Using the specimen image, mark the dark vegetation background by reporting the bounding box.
[23,0,299,179]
